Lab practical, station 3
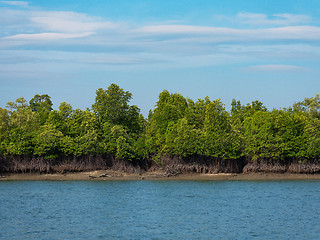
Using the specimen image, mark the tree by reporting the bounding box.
[146,90,188,156]
[46,102,73,135]
[92,83,142,133]
[0,108,9,156]
[58,102,73,120]
[203,99,239,158]
[297,112,320,159]
[164,118,203,158]
[7,99,39,131]
[242,110,302,161]
[29,94,53,124]
[243,111,273,161]
[4,98,39,156]
[33,124,63,159]
[6,97,28,111]
[185,97,211,129]
[72,129,100,156]
[0,108,9,138]
[293,94,320,118]
[29,94,52,111]
[303,117,320,158]
[148,90,188,134]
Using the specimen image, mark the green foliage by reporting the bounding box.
[203,99,240,159]
[242,109,305,161]
[92,83,142,134]
[29,94,53,112]
[0,108,9,139]
[204,99,230,133]
[146,90,188,157]
[0,86,319,164]
[132,133,148,160]
[0,108,9,156]
[73,130,100,156]
[60,135,75,156]
[299,115,320,158]
[92,84,131,124]
[164,118,203,157]
[293,94,320,118]
[116,136,134,160]
[231,99,267,121]
[185,97,210,129]
[243,112,275,161]
[58,102,73,120]
[149,90,188,134]
[6,97,28,111]
[147,94,241,160]
[4,98,39,156]
[29,94,53,124]
[69,109,97,137]
[6,128,35,156]
[33,124,63,160]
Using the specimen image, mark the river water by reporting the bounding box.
[1,180,320,239]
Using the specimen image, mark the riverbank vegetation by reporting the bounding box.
[0,84,319,174]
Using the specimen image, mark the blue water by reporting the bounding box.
[1,180,320,240]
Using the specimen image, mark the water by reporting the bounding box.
[1,180,320,240]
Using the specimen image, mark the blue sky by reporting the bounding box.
[1,0,320,116]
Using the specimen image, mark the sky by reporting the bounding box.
[1,0,320,116]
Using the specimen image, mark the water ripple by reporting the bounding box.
[0,180,320,239]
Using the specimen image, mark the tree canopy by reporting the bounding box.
[0,83,319,166]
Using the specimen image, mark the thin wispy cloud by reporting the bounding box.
[0,8,120,41]
[1,5,320,47]
[237,13,311,26]
[0,1,28,8]
[30,11,118,33]
[0,2,319,71]
[3,32,94,40]
[246,65,311,72]
[0,8,121,44]
[136,25,320,41]
[78,56,161,65]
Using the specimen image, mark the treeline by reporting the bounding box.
[0,83,319,173]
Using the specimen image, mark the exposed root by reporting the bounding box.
[243,159,320,174]
[160,155,247,174]
[1,155,319,175]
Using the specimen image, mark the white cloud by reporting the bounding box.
[0,8,120,41]
[0,7,121,43]
[262,26,320,40]
[1,5,319,46]
[0,1,28,8]
[0,4,319,70]
[30,11,119,33]
[137,25,226,34]
[78,55,160,65]
[0,50,164,68]
[136,24,320,42]
[219,44,320,60]
[246,65,311,72]
[3,32,94,40]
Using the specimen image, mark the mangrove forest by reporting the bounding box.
[0,83,319,174]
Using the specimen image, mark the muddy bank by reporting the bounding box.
[1,170,320,181]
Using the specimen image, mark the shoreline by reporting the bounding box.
[1,170,320,181]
